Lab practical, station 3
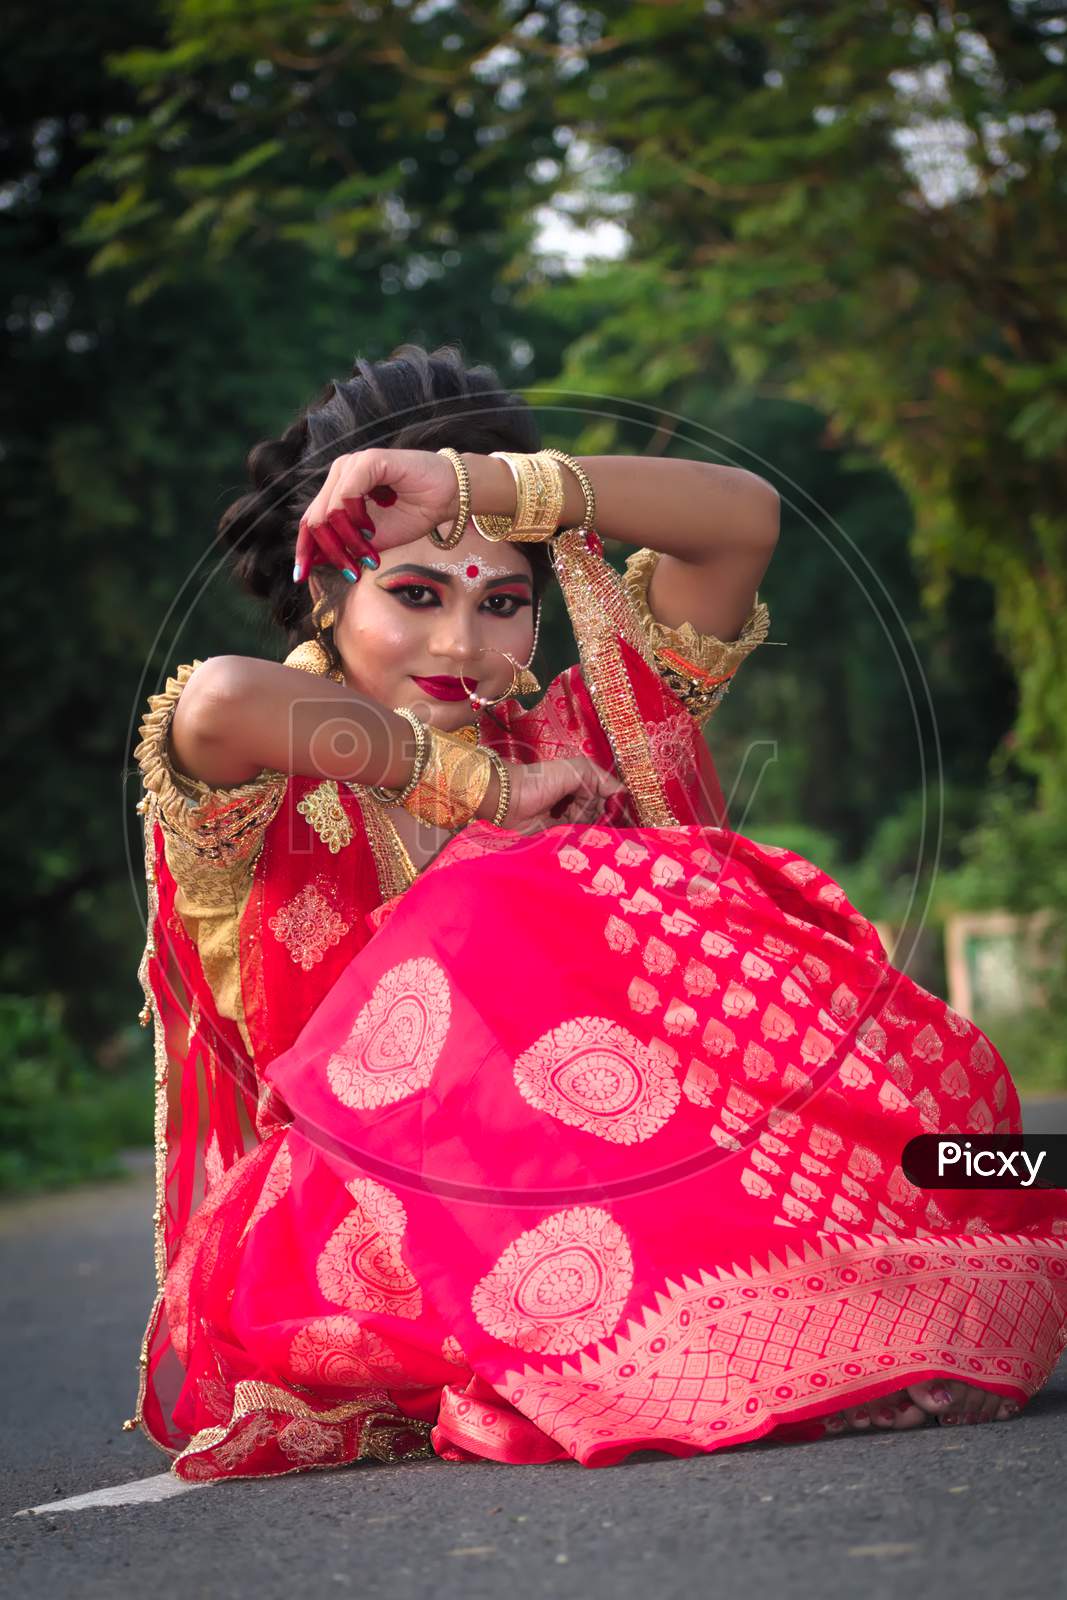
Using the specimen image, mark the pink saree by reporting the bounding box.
[131,531,1067,1480]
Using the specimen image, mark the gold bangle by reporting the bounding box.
[399,727,494,830]
[370,706,429,803]
[538,448,597,531]
[483,748,512,826]
[487,451,566,542]
[431,448,471,550]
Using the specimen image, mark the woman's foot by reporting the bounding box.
[822,1379,1022,1434]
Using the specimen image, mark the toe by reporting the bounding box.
[995,1397,1022,1422]
[891,1396,927,1430]
[960,1384,989,1425]
[907,1378,966,1418]
[975,1391,1003,1425]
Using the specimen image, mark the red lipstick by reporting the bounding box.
[411,675,472,702]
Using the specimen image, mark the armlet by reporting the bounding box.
[621,546,771,727]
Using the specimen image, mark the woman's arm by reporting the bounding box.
[461,453,780,644]
[171,655,416,788]
[169,655,510,821]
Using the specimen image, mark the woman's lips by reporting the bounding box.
[412,675,471,702]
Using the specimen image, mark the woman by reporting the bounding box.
[129,344,1067,1482]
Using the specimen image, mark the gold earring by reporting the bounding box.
[312,597,335,632]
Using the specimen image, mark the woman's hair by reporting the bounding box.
[218,343,554,697]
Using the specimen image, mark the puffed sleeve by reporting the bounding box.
[620,546,771,728]
[134,660,288,880]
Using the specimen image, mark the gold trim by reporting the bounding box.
[621,546,772,726]
[172,1378,433,1479]
[551,528,678,826]
[124,794,175,1449]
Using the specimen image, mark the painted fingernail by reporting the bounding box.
[292,562,303,583]
[341,567,359,584]
[360,553,379,569]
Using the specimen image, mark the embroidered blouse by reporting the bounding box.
[620,547,771,727]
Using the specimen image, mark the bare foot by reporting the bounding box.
[822,1379,1022,1434]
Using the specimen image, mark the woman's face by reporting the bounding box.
[318,522,537,732]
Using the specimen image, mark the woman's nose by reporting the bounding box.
[430,611,483,663]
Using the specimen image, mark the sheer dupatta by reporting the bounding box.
[129,806,270,1453]
[482,527,730,830]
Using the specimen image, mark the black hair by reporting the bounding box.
[217,342,554,719]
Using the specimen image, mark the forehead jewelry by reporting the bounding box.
[423,552,520,592]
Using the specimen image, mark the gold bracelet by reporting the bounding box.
[538,447,597,531]
[484,451,566,542]
[370,706,429,803]
[399,726,495,830]
[483,748,512,826]
[431,447,471,550]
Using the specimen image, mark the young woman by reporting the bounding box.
[128,344,1067,1481]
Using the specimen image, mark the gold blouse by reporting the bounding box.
[621,546,771,727]
[132,653,418,1054]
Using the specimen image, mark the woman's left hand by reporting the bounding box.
[294,448,461,583]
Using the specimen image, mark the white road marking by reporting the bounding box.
[15,1473,205,1516]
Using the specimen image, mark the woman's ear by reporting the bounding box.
[307,571,324,608]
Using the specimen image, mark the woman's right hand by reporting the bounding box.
[485,756,627,833]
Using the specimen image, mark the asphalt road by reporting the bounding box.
[3,1101,1067,1600]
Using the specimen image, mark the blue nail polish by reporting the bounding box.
[342,567,358,584]
[292,562,302,583]
[360,553,379,569]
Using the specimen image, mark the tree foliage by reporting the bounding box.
[4,0,1062,1136]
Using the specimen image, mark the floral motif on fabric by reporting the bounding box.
[501,1233,1067,1454]
[326,957,451,1110]
[512,1016,680,1144]
[472,1206,634,1355]
[316,1177,423,1320]
[441,1334,468,1366]
[646,708,700,788]
[277,1418,347,1465]
[267,880,351,971]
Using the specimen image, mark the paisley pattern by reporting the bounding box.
[316,1178,422,1320]
[512,1015,680,1144]
[472,1206,634,1355]
[327,957,451,1110]
[287,1315,411,1389]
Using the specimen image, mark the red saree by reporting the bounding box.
[129,530,1067,1480]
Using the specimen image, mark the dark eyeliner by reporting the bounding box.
[384,582,530,616]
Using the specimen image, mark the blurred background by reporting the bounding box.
[3,0,1065,1193]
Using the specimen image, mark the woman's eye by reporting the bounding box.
[389,584,529,618]
[485,593,530,617]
